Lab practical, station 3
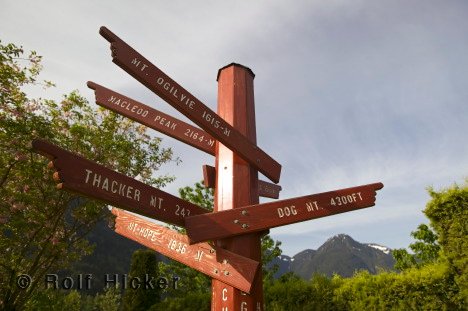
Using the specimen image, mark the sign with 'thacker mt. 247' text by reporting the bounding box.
[31,139,207,228]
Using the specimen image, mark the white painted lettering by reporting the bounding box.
[195,250,204,262]
[131,58,140,66]
[306,201,319,212]
[85,169,93,184]
[111,181,118,193]
[277,208,284,218]
[134,189,141,202]
[101,177,109,191]
[118,183,126,196]
[150,196,163,209]
[92,173,101,188]
[277,206,297,218]
[126,186,133,199]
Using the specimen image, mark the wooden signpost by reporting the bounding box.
[32,26,384,310]
[112,208,259,293]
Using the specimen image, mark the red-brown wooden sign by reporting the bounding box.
[185,183,384,244]
[112,208,259,293]
[258,180,283,200]
[202,165,282,199]
[87,82,216,155]
[31,139,207,227]
[99,26,282,184]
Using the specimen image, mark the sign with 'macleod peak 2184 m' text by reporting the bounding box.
[87,82,216,155]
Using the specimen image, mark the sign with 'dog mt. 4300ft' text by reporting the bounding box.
[185,183,383,244]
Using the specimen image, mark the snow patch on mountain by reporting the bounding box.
[367,243,391,254]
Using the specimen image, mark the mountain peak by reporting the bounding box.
[272,234,395,279]
[320,234,359,250]
[328,233,353,242]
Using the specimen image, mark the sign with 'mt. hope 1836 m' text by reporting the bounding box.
[112,208,259,293]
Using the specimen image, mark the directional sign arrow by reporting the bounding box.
[31,139,208,227]
[87,82,216,155]
[99,26,282,183]
[202,165,282,199]
[185,183,384,244]
[112,208,259,293]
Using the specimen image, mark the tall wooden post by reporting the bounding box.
[212,64,264,310]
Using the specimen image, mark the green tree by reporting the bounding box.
[424,181,468,304]
[334,182,467,310]
[332,264,460,311]
[91,285,121,311]
[0,41,176,310]
[393,223,440,270]
[122,250,161,311]
[265,272,337,311]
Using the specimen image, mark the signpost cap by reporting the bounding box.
[217,63,255,81]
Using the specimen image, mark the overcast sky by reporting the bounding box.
[2,0,467,256]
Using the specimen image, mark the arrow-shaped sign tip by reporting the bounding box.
[87,81,99,90]
[99,26,118,43]
[110,207,119,217]
[31,139,57,160]
[374,182,384,191]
